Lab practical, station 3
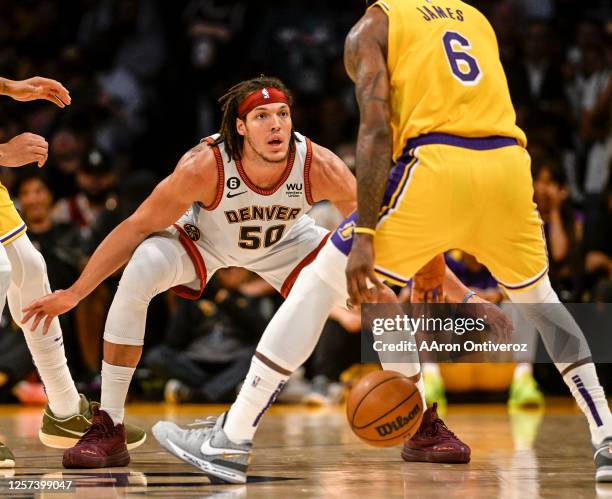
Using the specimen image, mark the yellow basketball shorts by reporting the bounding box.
[0,182,26,246]
[331,134,548,291]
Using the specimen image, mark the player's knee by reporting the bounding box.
[20,246,47,283]
[506,275,559,304]
[117,238,181,304]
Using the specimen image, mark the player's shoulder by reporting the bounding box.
[347,4,388,44]
[174,137,221,185]
[308,141,353,186]
[309,140,341,170]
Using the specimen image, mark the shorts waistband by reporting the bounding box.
[407,133,519,151]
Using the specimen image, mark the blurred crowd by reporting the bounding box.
[0,0,610,405]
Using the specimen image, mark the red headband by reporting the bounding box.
[237,87,290,117]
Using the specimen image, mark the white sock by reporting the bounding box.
[562,362,612,445]
[223,356,289,443]
[423,363,441,376]
[513,362,533,380]
[23,332,80,418]
[101,360,135,425]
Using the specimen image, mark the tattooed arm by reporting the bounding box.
[344,6,392,305]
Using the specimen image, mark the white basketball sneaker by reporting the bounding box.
[152,413,251,484]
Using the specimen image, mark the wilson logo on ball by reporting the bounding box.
[374,404,421,437]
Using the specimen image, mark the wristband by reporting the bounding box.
[462,290,476,303]
[353,227,376,236]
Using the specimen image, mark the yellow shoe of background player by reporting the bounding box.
[423,371,447,414]
[508,373,545,410]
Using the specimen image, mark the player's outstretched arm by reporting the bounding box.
[0,76,71,107]
[0,132,48,167]
[22,144,218,333]
[344,6,391,305]
[308,142,357,217]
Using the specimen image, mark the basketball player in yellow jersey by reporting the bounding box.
[0,76,145,468]
[344,0,612,481]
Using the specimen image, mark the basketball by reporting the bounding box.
[346,370,423,447]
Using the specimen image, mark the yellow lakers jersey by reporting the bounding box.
[370,0,527,160]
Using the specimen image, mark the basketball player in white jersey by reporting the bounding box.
[21,76,359,468]
[24,76,506,475]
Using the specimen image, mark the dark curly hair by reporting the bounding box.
[212,75,299,161]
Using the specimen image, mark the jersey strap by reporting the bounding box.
[303,137,315,205]
[200,137,225,211]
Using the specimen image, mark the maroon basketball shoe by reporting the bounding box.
[401,403,470,463]
[63,407,130,468]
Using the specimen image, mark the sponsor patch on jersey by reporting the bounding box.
[285,182,303,198]
[183,224,201,241]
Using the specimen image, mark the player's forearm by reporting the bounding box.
[0,78,16,97]
[0,142,24,167]
[355,125,392,228]
[69,219,149,300]
[0,143,8,166]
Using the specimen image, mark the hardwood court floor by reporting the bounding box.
[0,399,608,498]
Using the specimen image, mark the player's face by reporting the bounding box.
[238,103,292,164]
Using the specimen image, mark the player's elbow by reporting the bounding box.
[360,121,392,143]
[122,214,157,241]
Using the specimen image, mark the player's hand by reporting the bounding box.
[411,254,445,303]
[22,289,81,335]
[0,133,48,167]
[465,294,513,344]
[346,234,384,307]
[7,77,71,107]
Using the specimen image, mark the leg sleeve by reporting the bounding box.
[104,235,197,346]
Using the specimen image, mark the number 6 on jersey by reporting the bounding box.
[442,31,482,86]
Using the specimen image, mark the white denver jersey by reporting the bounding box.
[171,131,330,298]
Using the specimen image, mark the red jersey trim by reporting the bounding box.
[303,138,314,205]
[170,224,207,300]
[204,141,225,211]
[280,232,330,298]
[234,146,296,196]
